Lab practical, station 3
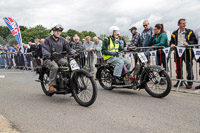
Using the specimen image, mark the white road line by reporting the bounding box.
[0,75,5,78]
[0,72,24,74]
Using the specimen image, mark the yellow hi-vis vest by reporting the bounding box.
[103,37,119,60]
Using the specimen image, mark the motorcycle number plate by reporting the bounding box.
[70,59,80,71]
[138,53,148,63]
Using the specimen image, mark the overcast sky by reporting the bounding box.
[0,0,200,38]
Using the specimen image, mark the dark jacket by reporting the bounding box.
[42,36,74,61]
[170,28,197,60]
[170,28,197,46]
[129,32,141,48]
[141,27,153,47]
[72,41,85,58]
[67,41,74,48]
[35,44,42,58]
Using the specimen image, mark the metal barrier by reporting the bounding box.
[1,45,200,91]
[0,52,37,70]
[168,44,200,90]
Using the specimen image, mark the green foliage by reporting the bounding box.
[0,26,12,39]
[66,29,81,40]
[99,34,107,40]
[0,24,101,45]
[21,25,50,43]
[60,32,68,38]
[122,35,130,43]
[80,31,96,40]
[19,26,27,32]
[0,36,5,45]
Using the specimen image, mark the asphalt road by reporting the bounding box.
[0,69,200,133]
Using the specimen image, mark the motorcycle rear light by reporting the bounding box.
[130,76,134,81]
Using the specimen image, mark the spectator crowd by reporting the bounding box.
[0,18,200,89]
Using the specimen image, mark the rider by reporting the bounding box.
[42,24,74,92]
[102,26,131,84]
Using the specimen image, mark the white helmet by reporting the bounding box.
[109,26,120,35]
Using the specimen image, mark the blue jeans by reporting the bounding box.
[107,56,131,77]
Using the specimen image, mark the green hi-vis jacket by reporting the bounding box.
[101,36,124,60]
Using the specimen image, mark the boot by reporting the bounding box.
[174,81,183,87]
[195,85,200,89]
[112,76,123,85]
[49,85,56,93]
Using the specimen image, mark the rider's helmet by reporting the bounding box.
[50,24,64,35]
[109,26,120,35]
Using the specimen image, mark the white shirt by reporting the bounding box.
[178,29,186,46]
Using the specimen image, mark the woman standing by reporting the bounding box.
[150,24,169,70]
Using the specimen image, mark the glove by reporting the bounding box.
[110,52,117,56]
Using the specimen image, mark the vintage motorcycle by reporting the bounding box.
[36,52,97,107]
[96,48,171,98]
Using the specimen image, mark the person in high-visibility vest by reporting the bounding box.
[102,26,131,84]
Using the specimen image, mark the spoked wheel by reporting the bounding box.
[72,70,97,107]
[41,73,54,96]
[98,67,113,90]
[144,70,171,98]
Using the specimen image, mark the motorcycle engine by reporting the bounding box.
[123,74,132,85]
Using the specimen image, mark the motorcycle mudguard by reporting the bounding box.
[96,65,114,80]
[69,69,93,90]
[70,69,93,82]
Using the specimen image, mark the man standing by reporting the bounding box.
[66,36,73,48]
[128,26,141,48]
[72,35,85,68]
[128,26,141,66]
[0,45,5,69]
[83,36,94,74]
[141,20,153,63]
[6,45,16,69]
[141,20,153,47]
[170,18,197,89]
[91,37,103,65]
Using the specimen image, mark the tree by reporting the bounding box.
[6,34,17,46]
[21,25,50,43]
[0,26,12,39]
[19,26,28,32]
[66,29,81,40]
[122,35,130,43]
[0,36,5,45]
[60,32,68,39]
[99,34,107,40]
[80,31,96,41]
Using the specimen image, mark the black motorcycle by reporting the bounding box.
[37,52,97,107]
[96,48,171,98]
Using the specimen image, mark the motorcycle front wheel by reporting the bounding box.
[71,69,97,107]
[144,69,171,98]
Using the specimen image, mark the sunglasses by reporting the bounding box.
[143,24,148,27]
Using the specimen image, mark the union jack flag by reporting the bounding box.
[2,17,23,51]
[3,17,27,67]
